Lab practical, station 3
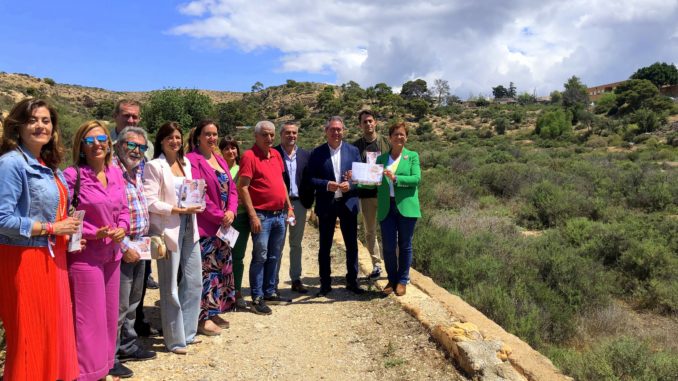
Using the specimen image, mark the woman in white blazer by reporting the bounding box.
[143,122,203,355]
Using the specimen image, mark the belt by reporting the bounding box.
[254,208,286,215]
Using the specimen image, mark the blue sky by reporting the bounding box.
[0,1,334,92]
[1,1,677,97]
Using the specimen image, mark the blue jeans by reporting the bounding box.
[249,211,287,299]
[380,199,417,285]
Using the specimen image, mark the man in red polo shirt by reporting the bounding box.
[238,120,295,315]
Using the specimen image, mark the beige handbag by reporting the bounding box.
[150,234,167,259]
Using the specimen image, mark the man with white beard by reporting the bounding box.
[109,126,156,379]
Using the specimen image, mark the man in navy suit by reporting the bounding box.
[274,121,314,294]
[308,116,366,296]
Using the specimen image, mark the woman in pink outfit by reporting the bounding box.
[64,120,129,381]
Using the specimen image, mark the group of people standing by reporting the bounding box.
[0,98,421,381]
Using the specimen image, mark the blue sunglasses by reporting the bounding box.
[82,135,108,145]
[124,141,149,153]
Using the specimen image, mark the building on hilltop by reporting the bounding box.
[589,81,678,102]
[587,81,626,102]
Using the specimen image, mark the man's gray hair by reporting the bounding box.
[115,126,148,160]
[116,126,148,146]
[280,120,299,133]
[324,116,345,131]
[254,120,275,134]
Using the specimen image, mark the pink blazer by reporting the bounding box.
[142,154,200,253]
[185,150,238,237]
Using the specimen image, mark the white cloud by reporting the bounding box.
[171,0,678,96]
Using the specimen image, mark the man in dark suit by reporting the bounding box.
[307,116,366,296]
[274,121,314,294]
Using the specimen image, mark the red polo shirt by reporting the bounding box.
[239,144,287,211]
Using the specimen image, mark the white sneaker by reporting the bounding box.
[369,265,382,280]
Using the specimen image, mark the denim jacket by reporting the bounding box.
[0,146,68,247]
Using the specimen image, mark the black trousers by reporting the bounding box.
[317,198,359,289]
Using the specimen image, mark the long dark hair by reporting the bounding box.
[191,119,219,151]
[0,98,64,170]
[154,121,185,165]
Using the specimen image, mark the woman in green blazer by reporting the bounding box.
[376,122,421,296]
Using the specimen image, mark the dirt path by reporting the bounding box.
[129,218,468,381]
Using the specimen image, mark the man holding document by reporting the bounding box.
[111,126,156,378]
[308,116,365,296]
[353,110,390,280]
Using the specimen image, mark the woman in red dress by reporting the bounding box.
[0,98,81,381]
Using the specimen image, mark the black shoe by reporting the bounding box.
[135,323,162,337]
[109,363,134,378]
[291,280,309,294]
[118,348,157,363]
[146,275,159,289]
[316,286,333,297]
[251,297,272,315]
[346,284,366,295]
[264,293,292,305]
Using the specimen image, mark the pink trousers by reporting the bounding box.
[68,255,121,381]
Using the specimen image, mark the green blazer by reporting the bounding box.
[376,147,421,221]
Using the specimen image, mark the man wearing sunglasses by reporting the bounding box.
[109,126,156,379]
[111,99,159,339]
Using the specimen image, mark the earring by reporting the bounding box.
[79,152,85,158]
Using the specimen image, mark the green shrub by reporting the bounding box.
[493,117,509,135]
[631,108,661,133]
[519,180,595,228]
[475,162,536,198]
[550,337,678,381]
[535,108,572,138]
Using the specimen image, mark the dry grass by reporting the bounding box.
[571,300,678,351]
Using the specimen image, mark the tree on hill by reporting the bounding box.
[492,85,509,99]
[216,99,260,132]
[251,81,264,93]
[142,89,213,133]
[613,79,673,115]
[316,86,342,116]
[400,79,429,100]
[508,82,517,98]
[630,62,678,89]
[432,79,450,106]
[562,76,589,124]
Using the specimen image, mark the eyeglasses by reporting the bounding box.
[124,141,149,153]
[82,135,108,145]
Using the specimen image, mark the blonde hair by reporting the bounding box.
[71,120,113,166]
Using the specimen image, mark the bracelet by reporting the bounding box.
[46,222,54,235]
[40,222,48,236]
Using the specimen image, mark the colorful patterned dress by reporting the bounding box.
[198,169,236,320]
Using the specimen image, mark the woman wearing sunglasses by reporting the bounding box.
[0,99,80,381]
[64,121,130,381]
[143,121,203,354]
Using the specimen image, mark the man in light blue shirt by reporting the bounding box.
[274,121,314,294]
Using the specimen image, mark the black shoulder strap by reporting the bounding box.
[71,166,81,209]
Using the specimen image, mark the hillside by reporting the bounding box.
[1,72,677,381]
[0,72,244,118]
